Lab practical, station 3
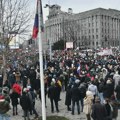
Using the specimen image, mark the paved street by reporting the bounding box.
[9,91,120,120]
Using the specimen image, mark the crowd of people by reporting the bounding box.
[0,50,120,120]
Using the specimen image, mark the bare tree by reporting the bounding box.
[63,19,82,48]
[0,0,32,80]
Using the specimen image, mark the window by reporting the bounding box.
[96,35,98,39]
[102,28,104,33]
[102,42,104,45]
[89,35,91,39]
[96,28,98,33]
[89,23,90,27]
[102,22,104,26]
[92,29,94,33]
[92,16,94,20]
[96,22,98,26]
[89,29,90,33]
[96,42,98,46]
[96,15,97,20]
[93,35,94,39]
[102,15,103,19]
[105,16,106,20]
[105,29,106,33]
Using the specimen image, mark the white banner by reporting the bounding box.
[66,42,73,49]
[97,49,113,56]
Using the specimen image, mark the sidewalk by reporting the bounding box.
[9,91,120,120]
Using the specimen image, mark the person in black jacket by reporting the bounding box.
[91,97,107,120]
[103,79,114,99]
[71,83,80,115]
[10,91,20,116]
[115,81,120,101]
[48,82,59,113]
[104,98,112,120]
[20,89,31,120]
[65,84,72,111]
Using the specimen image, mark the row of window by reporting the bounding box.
[77,40,119,47]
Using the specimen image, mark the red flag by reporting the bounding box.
[32,1,38,39]
[32,0,44,39]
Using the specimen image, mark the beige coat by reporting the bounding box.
[83,95,93,115]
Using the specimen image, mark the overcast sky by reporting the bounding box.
[29,0,120,23]
[40,0,120,20]
[27,0,120,38]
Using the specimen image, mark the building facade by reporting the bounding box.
[45,5,120,49]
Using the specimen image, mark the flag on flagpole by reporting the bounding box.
[32,1,39,39]
[32,0,44,39]
[37,0,46,120]
[39,0,44,33]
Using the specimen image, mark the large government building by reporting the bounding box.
[45,4,120,49]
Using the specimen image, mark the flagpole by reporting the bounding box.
[38,0,46,120]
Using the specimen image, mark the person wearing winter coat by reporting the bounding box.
[0,87,11,120]
[98,80,105,104]
[8,72,16,88]
[20,89,31,120]
[83,91,93,120]
[10,91,20,116]
[65,85,72,111]
[71,83,80,115]
[22,76,28,89]
[113,71,120,89]
[103,79,114,99]
[91,97,107,120]
[88,81,98,103]
[29,68,36,90]
[79,82,87,112]
[104,98,112,120]
[115,81,120,101]
[29,88,38,119]
[48,82,59,113]
[110,95,118,120]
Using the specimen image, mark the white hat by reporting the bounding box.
[86,91,93,96]
[75,79,80,84]
[27,86,31,90]
[106,80,112,84]
[52,78,55,83]
[70,73,73,76]
[23,88,27,92]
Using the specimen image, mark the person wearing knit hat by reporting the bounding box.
[106,79,112,84]
[52,78,56,83]
[91,96,107,120]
